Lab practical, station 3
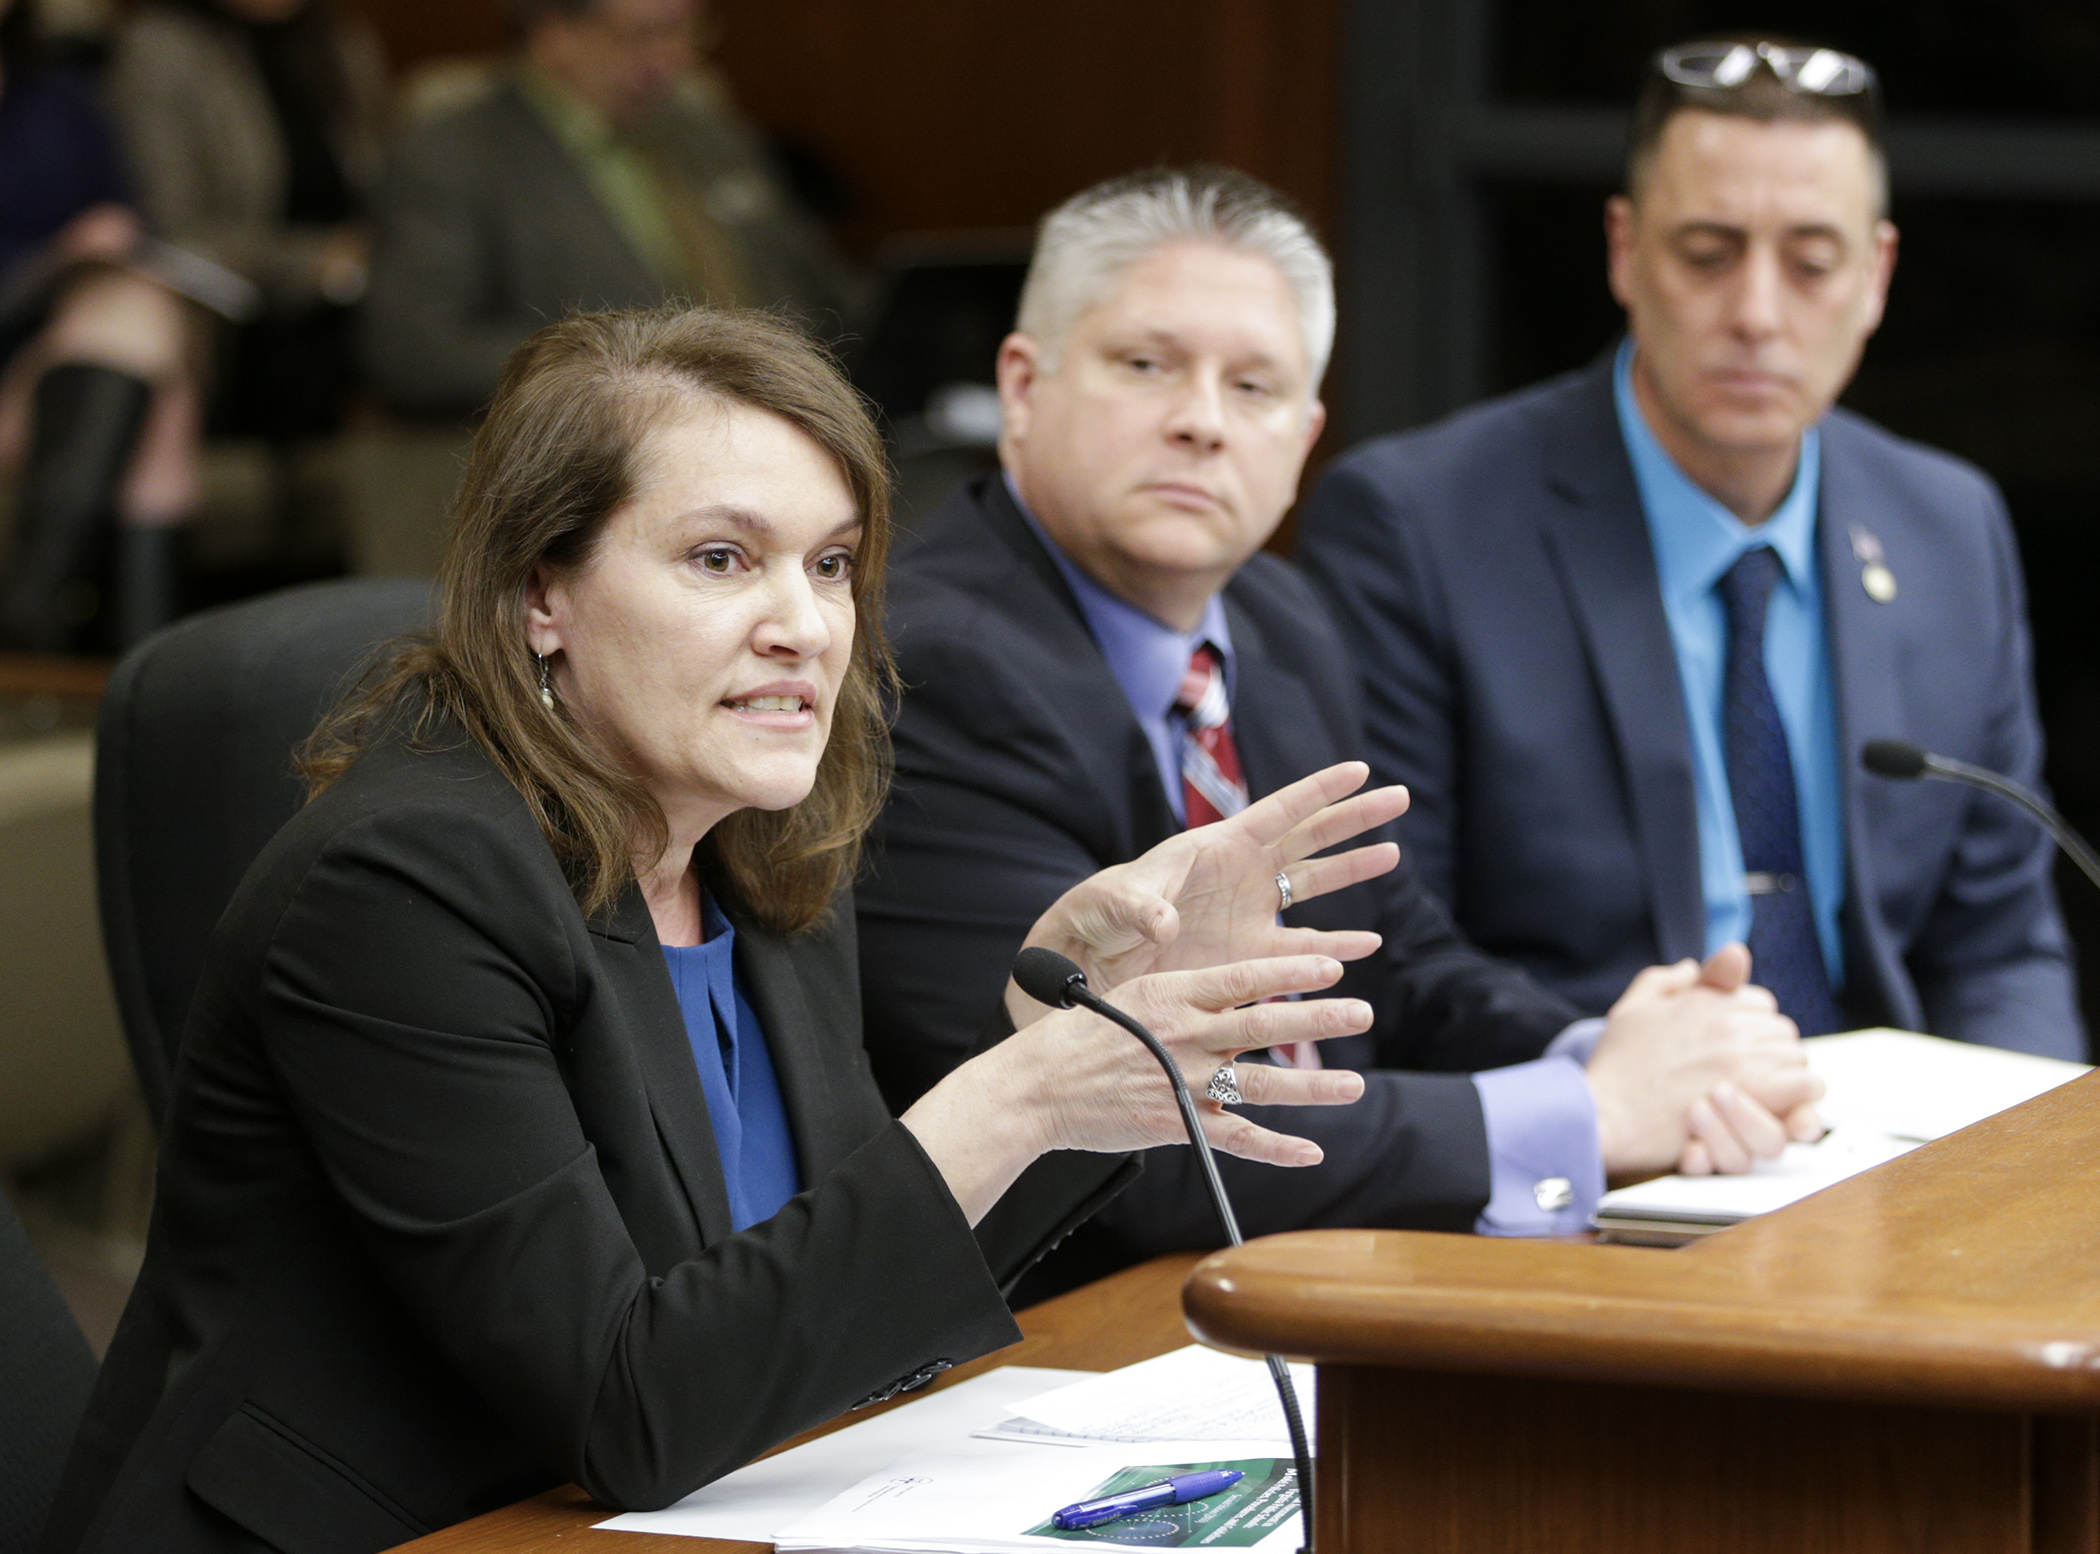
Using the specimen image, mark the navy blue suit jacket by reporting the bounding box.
[1298,358,2083,1060]
[859,475,1584,1282]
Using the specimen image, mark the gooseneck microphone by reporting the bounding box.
[1014,947,1246,1242]
[1011,946,1315,1554]
[1861,740,2100,892]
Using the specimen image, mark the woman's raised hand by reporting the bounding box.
[1006,762,1409,1026]
[904,954,1372,1225]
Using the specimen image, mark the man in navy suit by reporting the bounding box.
[859,167,1821,1290]
[1299,39,2083,1059]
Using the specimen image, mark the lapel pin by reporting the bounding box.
[1850,524,1897,603]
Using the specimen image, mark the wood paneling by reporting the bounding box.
[343,1,1340,254]
[712,0,1337,253]
[342,0,505,73]
[2035,1416,2100,1554]
[1321,1365,2030,1554]
[0,654,110,697]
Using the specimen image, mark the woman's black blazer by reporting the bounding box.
[42,729,1131,1554]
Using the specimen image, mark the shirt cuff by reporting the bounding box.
[1471,1054,1604,1237]
[1546,1016,1606,1064]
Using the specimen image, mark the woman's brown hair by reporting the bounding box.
[300,306,897,935]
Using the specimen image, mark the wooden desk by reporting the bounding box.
[1187,1069,2100,1554]
[387,1253,1202,1553]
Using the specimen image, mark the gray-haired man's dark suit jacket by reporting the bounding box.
[1298,357,2083,1060]
[858,476,1586,1295]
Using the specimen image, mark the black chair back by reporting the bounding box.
[0,1188,95,1554]
[94,579,433,1125]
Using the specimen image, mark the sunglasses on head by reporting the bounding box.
[1658,41,1876,98]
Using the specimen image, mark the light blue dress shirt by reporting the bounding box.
[1612,342,1847,984]
[1004,472,1601,1235]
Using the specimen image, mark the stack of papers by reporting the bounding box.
[1592,1125,1917,1244]
[774,1449,1302,1554]
[1593,1029,2089,1244]
[975,1345,1314,1448]
[597,1346,1311,1550]
[1806,1029,2089,1141]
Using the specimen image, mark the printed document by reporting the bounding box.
[773,1447,1302,1554]
[595,1366,1092,1540]
[1807,1029,2088,1141]
[1594,1029,2090,1243]
[978,1345,1314,1449]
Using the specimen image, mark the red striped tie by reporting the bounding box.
[1173,644,1247,826]
[1172,644,1319,1069]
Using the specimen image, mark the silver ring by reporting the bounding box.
[1275,870,1293,913]
[1207,1065,1243,1106]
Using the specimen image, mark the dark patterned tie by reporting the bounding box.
[1718,547,1845,1036]
[1173,644,1248,826]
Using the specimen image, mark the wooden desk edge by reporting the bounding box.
[1186,1250,2100,1410]
[1186,1076,2100,1411]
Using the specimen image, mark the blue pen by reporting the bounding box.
[1050,1468,1245,1530]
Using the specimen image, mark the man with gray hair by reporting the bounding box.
[859,166,1820,1295]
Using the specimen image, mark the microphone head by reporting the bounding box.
[1862,740,1930,780]
[1013,947,1088,1009]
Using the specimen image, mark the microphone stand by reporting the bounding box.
[1863,740,2100,892]
[1917,755,2100,893]
[1013,948,1316,1554]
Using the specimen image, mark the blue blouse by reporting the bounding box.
[660,895,802,1231]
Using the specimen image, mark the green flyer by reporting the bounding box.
[1025,1459,1298,1548]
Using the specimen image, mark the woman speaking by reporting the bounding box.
[43,307,1397,1554]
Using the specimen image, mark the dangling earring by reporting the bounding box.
[536,651,555,711]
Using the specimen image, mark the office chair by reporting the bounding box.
[94,578,432,1127]
[0,1187,96,1554]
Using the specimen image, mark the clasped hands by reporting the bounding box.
[1007,761,1822,1181]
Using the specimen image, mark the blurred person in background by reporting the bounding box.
[1299,39,2083,1060]
[0,0,199,651]
[360,0,866,420]
[107,0,387,450]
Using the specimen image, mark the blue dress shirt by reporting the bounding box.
[1004,475,1234,825]
[1004,472,1602,1235]
[1613,342,1847,984]
[660,894,803,1232]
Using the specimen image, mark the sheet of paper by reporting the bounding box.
[997,1345,1315,1447]
[1807,1029,2089,1142]
[774,1445,1303,1554]
[595,1365,1093,1540]
[974,1417,1130,1448]
[1596,1125,1917,1224]
[1597,1032,2092,1234]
